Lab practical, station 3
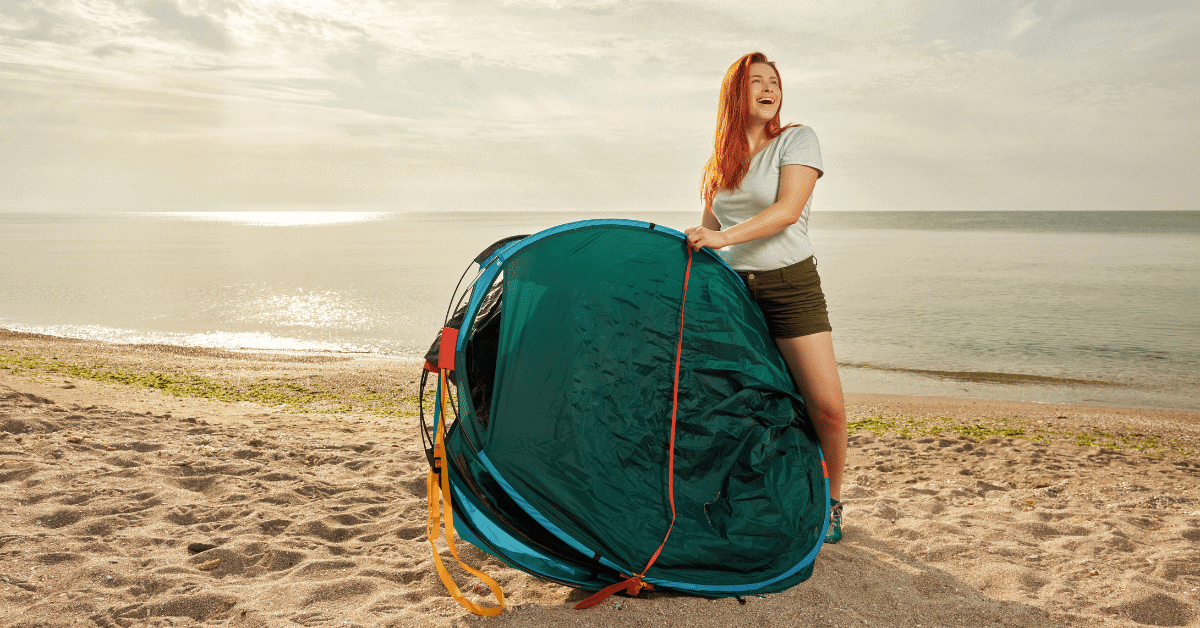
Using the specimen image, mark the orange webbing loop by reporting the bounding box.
[573,245,693,610]
[427,369,505,617]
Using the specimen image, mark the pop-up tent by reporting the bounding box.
[421,219,829,615]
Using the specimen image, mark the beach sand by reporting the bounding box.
[2,330,1198,627]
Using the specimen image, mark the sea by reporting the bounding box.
[2,211,1198,411]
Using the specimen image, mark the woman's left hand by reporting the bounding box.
[684,226,727,251]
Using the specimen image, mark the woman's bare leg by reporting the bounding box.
[774,331,846,500]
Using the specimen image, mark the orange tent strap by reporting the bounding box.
[576,245,693,611]
[573,576,652,610]
[426,368,505,617]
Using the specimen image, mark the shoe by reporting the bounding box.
[825,498,843,544]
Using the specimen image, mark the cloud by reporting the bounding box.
[1008,4,1040,39]
[0,0,73,42]
[92,44,136,57]
[143,0,232,51]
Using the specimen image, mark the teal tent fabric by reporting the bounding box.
[427,219,829,596]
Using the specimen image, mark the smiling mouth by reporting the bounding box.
[757,97,775,105]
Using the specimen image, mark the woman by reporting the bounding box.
[685,52,847,544]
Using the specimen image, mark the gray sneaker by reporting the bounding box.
[825,498,843,544]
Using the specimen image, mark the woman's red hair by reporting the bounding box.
[701,52,793,206]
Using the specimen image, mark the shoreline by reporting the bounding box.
[4,328,1200,463]
[3,329,1200,627]
[5,327,1200,417]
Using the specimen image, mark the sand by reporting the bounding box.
[2,331,1199,627]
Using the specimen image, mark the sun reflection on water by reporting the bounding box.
[251,291,371,329]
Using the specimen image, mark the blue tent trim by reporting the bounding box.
[478,450,831,595]
[477,451,630,576]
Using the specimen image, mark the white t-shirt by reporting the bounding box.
[711,125,824,272]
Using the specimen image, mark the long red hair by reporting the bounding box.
[701,52,793,206]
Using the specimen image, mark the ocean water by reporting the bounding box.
[2,211,1198,411]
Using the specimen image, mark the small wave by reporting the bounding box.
[840,362,1126,387]
[149,212,392,226]
[0,324,370,355]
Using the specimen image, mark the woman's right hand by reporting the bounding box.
[684,226,727,252]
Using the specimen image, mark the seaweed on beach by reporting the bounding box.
[845,411,1195,458]
[847,414,1025,441]
[0,351,421,417]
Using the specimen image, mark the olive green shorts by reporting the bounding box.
[736,256,833,339]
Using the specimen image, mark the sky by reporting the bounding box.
[1,0,1198,213]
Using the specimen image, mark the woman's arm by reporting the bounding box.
[700,202,721,231]
[685,164,819,251]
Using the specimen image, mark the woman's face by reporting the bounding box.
[747,62,781,123]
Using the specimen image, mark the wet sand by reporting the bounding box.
[2,331,1198,627]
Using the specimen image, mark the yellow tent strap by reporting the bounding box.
[426,368,505,617]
